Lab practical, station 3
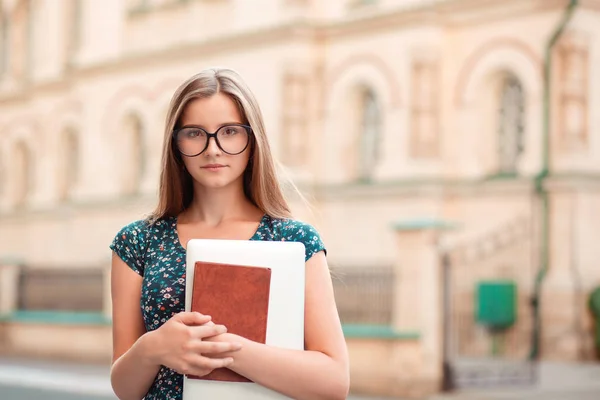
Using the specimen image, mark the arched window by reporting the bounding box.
[121,113,145,195]
[497,75,525,175]
[358,88,381,181]
[57,128,79,201]
[13,140,33,206]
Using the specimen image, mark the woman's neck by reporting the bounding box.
[182,181,260,226]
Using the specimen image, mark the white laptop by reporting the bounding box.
[183,239,306,400]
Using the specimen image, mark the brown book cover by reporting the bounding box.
[187,261,271,382]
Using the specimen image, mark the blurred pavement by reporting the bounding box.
[2,356,600,400]
[0,356,113,400]
[431,362,600,400]
[0,356,395,399]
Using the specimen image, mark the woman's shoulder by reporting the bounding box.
[116,218,151,235]
[110,219,152,275]
[262,216,327,261]
[281,218,320,237]
[261,215,318,236]
[110,216,175,254]
[114,216,173,236]
[109,216,174,275]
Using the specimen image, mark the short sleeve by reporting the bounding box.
[282,220,327,262]
[109,220,149,276]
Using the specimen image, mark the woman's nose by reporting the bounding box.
[204,136,222,156]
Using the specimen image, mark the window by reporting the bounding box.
[0,11,9,76]
[348,0,377,8]
[358,88,381,181]
[13,140,33,207]
[64,0,82,65]
[497,75,525,175]
[557,34,589,151]
[0,154,5,199]
[127,0,146,10]
[57,128,79,201]
[26,0,34,79]
[128,0,184,13]
[410,59,439,158]
[121,113,146,195]
[9,0,31,81]
[280,72,308,167]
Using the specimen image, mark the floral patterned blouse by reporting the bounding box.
[109,214,326,400]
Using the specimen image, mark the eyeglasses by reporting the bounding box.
[173,124,252,157]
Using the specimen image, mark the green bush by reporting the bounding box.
[589,286,600,355]
[589,286,600,318]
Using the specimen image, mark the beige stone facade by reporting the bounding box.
[1,0,600,396]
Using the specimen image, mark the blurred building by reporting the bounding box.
[1,0,600,397]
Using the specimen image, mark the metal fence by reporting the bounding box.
[15,264,395,325]
[441,214,537,389]
[331,266,395,325]
[17,267,104,312]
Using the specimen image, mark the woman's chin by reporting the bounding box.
[194,175,241,191]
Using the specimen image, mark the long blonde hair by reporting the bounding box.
[149,68,292,221]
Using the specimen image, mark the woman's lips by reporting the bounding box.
[201,164,226,172]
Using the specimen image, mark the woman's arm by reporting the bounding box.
[109,253,162,400]
[109,254,241,400]
[208,251,350,400]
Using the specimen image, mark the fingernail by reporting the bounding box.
[233,343,242,350]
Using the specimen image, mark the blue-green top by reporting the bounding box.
[109,214,325,399]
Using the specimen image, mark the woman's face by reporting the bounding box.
[176,93,251,191]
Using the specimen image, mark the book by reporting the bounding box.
[187,261,272,382]
[183,239,306,400]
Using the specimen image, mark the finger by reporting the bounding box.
[190,355,235,371]
[176,312,212,326]
[189,324,227,339]
[191,340,243,354]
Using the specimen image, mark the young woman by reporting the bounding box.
[109,68,349,400]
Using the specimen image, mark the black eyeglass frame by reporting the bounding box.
[172,123,253,157]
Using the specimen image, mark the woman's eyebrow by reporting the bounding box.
[180,121,244,129]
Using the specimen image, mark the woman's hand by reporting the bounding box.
[202,332,246,359]
[145,311,242,377]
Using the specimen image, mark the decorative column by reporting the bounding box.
[392,219,456,382]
